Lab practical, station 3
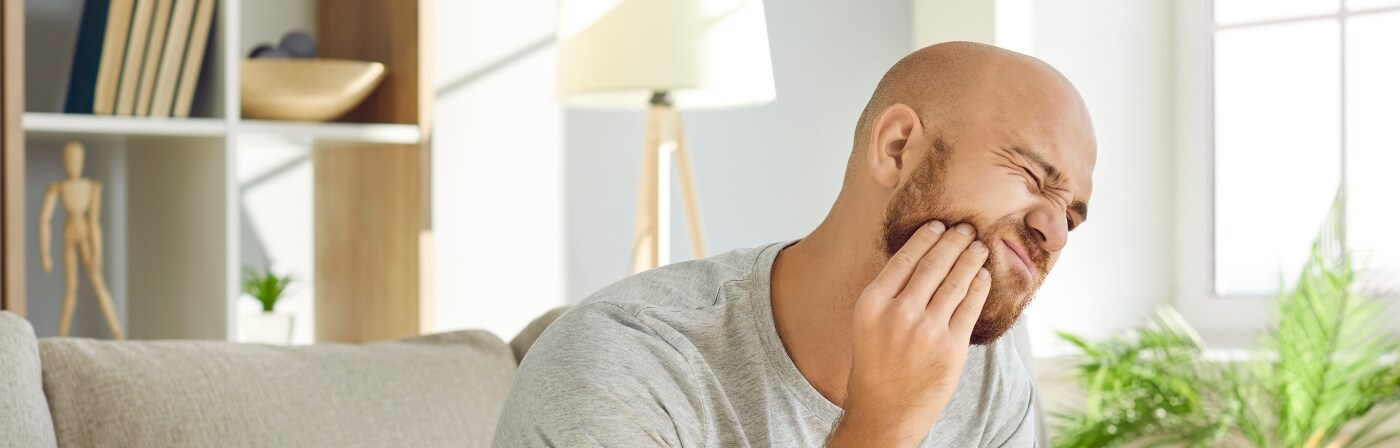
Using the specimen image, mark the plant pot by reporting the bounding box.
[243,312,293,345]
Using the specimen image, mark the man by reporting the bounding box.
[495,41,1095,447]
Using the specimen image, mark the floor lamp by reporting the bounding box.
[556,0,776,274]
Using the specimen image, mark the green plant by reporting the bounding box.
[242,266,293,313]
[1054,193,1400,447]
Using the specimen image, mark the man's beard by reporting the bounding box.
[879,140,1050,346]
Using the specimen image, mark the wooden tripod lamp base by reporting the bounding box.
[630,94,707,274]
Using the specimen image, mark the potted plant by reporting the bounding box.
[241,266,294,345]
[1054,194,1400,447]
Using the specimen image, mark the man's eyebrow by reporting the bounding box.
[1008,146,1064,185]
[1071,201,1088,223]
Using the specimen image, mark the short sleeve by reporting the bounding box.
[492,303,708,447]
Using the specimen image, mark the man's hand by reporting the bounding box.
[827,221,991,447]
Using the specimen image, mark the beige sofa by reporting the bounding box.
[0,308,567,448]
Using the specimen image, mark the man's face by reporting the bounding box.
[880,115,1094,346]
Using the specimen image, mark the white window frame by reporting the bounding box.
[1174,0,1400,337]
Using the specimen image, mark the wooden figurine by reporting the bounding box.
[39,141,123,340]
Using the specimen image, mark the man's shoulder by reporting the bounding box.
[520,242,785,376]
[577,242,783,315]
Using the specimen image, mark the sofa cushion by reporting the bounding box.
[0,312,58,448]
[39,330,516,448]
[509,306,570,364]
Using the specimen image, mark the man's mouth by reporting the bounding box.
[1000,238,1037,278]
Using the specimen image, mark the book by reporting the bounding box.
[64,0,137,115]
[114,0,155,115]
[172,0,215,118]
[148,0,195,117]
[134,0,173,116]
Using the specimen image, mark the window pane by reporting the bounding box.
[1347,0,1400,11]
[1346,11,1400,295]
[1214,20,1341,295]
[1216,0,1338,26]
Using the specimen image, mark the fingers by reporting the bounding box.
[868,221,947,297]
[926,240,989,319]
[949,268,991,337]
[896,223,978,307]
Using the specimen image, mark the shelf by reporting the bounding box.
[23,112,227,137]
[238,120,421,144]
[22,113,422,144]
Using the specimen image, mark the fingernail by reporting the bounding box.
[927,221,946,234]
[970,241,986,253]
[977,268,990,280]
[955,223,974,235]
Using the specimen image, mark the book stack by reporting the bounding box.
[64,0,217,117]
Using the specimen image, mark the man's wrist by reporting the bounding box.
[826,406,928,447]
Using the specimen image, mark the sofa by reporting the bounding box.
[0,307,568,448]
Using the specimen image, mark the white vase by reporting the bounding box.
[243,312,293,345]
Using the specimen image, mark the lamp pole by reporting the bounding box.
[630,91,706,274]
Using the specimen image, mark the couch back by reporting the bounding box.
[0,312,58,448]
[0,311,521,448]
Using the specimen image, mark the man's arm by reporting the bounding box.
[493,303,704,447]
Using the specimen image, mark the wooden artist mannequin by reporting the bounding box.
[40,141,123,340]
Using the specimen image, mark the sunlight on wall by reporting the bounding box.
[237,134,314,345]
[431,0,567,340]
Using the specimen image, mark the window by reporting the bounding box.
[1211,0,1400,297]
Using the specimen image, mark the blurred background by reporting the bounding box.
[5,0,1398,437]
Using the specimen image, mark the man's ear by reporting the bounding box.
[865,104,924,190]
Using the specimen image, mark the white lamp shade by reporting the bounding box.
[556,0,776,110]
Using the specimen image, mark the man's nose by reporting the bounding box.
[1025,205,1068,253]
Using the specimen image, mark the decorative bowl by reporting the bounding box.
[240,59,386,121]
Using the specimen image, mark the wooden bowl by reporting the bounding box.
[240,59,386,121]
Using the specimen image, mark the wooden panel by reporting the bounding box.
[126,136,229,340]
[2,0,24,315]
[313,0,431,342]
[313,144,425,342]
[316,0,430,129]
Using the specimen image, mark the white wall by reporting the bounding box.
[425,0,913,340]
[431,0,566,340]
[1024,0,1176,355]
[565,0,914,302]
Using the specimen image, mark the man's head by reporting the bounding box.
[844,42,1096,345]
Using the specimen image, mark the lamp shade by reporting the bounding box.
[556,0,776,110]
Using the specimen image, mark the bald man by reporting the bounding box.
[494,42,1095,447]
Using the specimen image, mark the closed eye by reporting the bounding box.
[1020,166,1042,188]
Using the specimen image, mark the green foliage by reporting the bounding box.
[242,266,293,313]
[1054,193,1400,447]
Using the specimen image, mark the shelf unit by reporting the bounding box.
[23,112,421,144]
[1,0,431,342]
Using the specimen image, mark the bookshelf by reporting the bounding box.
[24,112,421,144]
[1,0,431,342]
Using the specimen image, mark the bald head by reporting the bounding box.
[847,42,1090,181]
[818,42,1096,345]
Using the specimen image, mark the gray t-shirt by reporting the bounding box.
[493,241,1037,447]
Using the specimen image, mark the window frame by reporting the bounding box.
[1175,0,1400,335]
